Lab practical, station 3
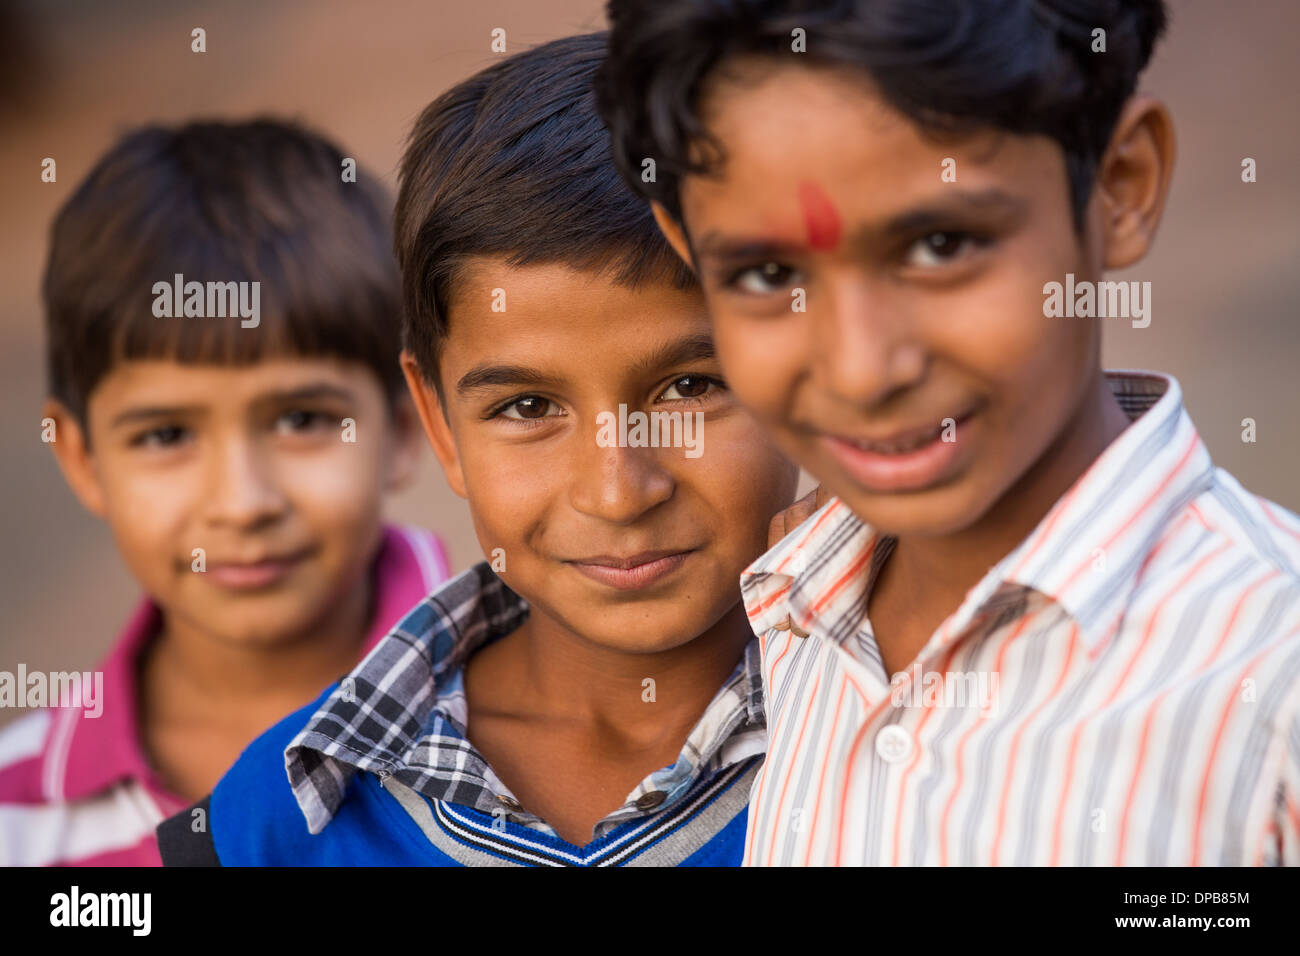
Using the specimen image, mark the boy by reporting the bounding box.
[155,33,799,866]
[596,0,1300,864]
[0,120,450,866]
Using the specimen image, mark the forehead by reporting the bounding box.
[440,258,711,375]
[89,355,375,408]
[686,57,1065,231]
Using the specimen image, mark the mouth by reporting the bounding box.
[202,546,316,591]
[822,406,981,494]
[565,549,695,591]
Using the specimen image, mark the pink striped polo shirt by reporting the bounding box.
[0,524,449,867]
[740,371,1300,866]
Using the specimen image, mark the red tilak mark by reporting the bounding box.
[797,180,842,251]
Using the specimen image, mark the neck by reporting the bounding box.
[143,577,373,719]
[882,371,1132,630]
[506,601,753,747]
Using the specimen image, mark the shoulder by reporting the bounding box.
[1192,476,1300,648]
[1197,471,1300,580]
[383,523,453,590]
[1121,474,1300,708]
[1179,474,1300,702]
[159,683,454,865]
[0,710,55,802]
[1140,473,1300,632]
[0,711,57,864]
[159,688,335,866]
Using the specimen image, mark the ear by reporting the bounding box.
[42,398,108,518]
[400,350,468,499]
[1091,94,1176,270]
[380,391,424,493]
[651,201,697,271]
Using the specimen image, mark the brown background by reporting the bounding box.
[1,0,1297,729]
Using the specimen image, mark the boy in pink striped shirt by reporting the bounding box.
[0,120,450,866]
[598,0,1300,864]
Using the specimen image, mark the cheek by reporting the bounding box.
[277,447,383,539]
[994,316,1096,458]
[90,468,198,600]
[700,422,798,518]
[460,443,550,545]
[711,311,802,424]
[934,255,1094,399]
[99,460,194,558]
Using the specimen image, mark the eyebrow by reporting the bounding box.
[110,404,206,428]
[259,384,358,405]
[629,333,717,378]
[455,365,567,396]
[109,384,358,427]
[694,187,1030,262]
[454,334,718,396]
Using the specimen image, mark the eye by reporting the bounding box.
[497,396,561,421]
[659,374,725,403]
[131,425,189,448]
[903,231,986,268]
[275,409,333,434]
[728,261,800,294]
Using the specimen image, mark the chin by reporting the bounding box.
[581,615,714,655]
[212,607,316,647]
[836,483,994,538]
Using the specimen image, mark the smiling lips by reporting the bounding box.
[203,547,314,590]
[823,409,979,493]
[847,420,950,455]
[566,549,694,591]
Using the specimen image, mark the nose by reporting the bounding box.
[202,432,288,530]
[567,427,676,526]
[810,276,928,408]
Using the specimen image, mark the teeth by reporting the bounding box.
[854,426,942,455]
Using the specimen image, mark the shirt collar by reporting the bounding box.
[285,563,766,836]
[741,371,1216,658]
[44,599,169,805]
[51,524,443,805]
[996,371,1214,653]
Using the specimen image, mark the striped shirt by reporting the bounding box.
[0,524,449,867]
[740,370,1300,866]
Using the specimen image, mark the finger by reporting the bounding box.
[768,509,790,548]
[788,487,821,524]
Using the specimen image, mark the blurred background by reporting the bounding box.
[1,0,1297,729]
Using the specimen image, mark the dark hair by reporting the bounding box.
[394,31,698,388]
[596,0,1168,232]
[43,118,405,426]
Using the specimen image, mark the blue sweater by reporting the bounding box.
[159,684,756,867]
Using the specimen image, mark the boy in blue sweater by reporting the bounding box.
[156,32,799,866]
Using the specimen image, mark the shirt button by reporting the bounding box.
[496,794,523,812]
[875,725,913,764]
[634,790,667,811]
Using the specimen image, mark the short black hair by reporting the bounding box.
[596,0,1168,232]
[394,31,698,389]
[43,118,405,427]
